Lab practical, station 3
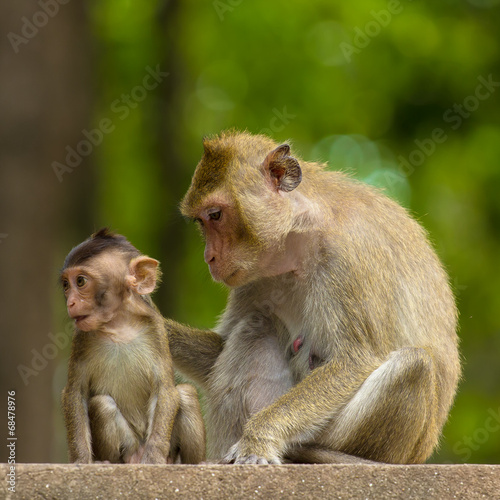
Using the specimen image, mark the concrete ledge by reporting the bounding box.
[1,463,499,499]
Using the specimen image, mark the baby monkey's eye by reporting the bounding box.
[76,276,88,288]
[62,279,69,292]
[208,210,221,221]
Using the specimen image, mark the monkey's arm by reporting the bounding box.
[62,377,93,463]
[165,319,224,387]
[223,356,380,464]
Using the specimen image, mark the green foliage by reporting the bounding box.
[90,0,500,463]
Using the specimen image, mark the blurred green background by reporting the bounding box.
[1,0,499,464]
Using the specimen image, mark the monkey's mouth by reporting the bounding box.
[211,266,246,287]
[73,315,89,324]
[210,265,237,283]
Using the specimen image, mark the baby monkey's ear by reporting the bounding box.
[127,256,161,295]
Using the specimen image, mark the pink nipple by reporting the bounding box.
[292,336,303,353]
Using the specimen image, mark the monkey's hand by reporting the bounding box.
[221,439,282,465]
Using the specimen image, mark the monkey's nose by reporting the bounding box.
[204,248,216,264]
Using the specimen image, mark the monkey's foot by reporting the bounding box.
[221,442,281,465]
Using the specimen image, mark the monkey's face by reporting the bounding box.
[60,259,124,332]
[61,268,100,331]
[188,196,302,288]
[182,134,304,287]
[191,199,260,287]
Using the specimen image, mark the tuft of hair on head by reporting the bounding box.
[63,228,141,270]
[180,130,281,217]
[92,227,117,240]
[201,129,277,158]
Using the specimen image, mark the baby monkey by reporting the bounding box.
[60,228,205,464]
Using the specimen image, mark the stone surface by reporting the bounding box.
[1,463,500,499]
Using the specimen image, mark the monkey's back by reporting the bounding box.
[309,169,460,423]
[319,171,457,338]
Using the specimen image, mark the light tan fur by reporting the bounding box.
[170,131,460,464]
[61,230,205,464]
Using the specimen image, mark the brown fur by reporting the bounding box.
[61,230,205,464]
[169,130,460,464]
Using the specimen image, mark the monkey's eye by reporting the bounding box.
[208,210,221,221]
[62,279,69,292]
[76,276,88,288]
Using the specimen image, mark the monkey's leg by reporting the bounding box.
[88,395,139,463]
[313,347,438,464]
[170,384,206,464]
[226,347,438,465]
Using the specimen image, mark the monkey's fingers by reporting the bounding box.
[222,443,281,465]
[234,454,280,465]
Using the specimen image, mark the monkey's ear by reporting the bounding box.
[263,144,302,192]
[128,256,160,295]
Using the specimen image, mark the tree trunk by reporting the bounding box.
[0,1,92,462]
[157,0,192,317]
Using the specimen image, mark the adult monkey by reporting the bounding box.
[168,130,460,464]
